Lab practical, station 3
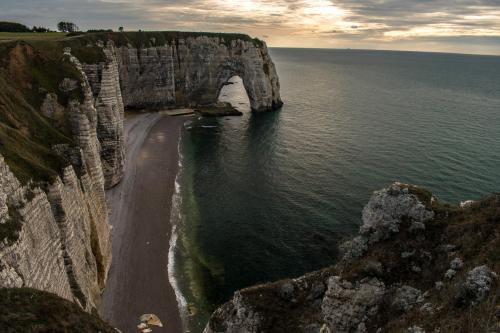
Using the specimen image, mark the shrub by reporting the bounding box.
[31,26,51,33]
[86,29,113,33]
[57,21,78,33]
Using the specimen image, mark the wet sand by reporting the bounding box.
[101,113,187,333]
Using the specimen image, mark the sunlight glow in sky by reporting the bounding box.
[2,0,500,54]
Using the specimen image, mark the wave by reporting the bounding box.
[168,127,189,330]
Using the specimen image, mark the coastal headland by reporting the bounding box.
[0,31,282,332]
[0,30,498,333]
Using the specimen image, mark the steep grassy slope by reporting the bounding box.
[0,32,66,42]
[0,288,116,333]
[0,40,82,184]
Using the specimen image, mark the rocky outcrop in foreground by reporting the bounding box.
[0,288,116,332]
[205,183,500,333]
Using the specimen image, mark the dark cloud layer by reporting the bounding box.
[0,0,499,54]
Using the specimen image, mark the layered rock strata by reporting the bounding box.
[75,35,281,187]
[0,48,111,312]
[78,34,281,188]
[1,32,282,316]
[83,43,125,189]
[84,36,282,113]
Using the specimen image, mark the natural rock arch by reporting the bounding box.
[217,75,251,111]
[186,40,283,112]
[210,52,282,111]
[110,37,282,112]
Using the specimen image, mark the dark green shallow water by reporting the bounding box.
[170,48,500,331]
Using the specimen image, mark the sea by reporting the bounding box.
[168,48,500,332]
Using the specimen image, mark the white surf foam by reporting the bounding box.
[167,128,189,330]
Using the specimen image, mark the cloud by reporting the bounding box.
[0,0,499,53]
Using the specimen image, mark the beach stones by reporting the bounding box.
[138,313,163,332]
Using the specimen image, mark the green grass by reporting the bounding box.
[0,42,76,184]
[68,31,263,48]
[0,32,66,42]
[0,30,264,48]
[0,288,116,333]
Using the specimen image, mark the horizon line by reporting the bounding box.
[267,46,500,57]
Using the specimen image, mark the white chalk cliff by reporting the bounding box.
[0,32,283,313]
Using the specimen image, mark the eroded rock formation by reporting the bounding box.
[80,34,281,187]
[82,44,125,188]
[111,36,282,112]
[0,46,111,312]
[0,32,283,316]
[204,183,500,333]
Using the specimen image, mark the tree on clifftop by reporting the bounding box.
[31,26,51,33]
[0,22,30,32]
[57,21,78,33]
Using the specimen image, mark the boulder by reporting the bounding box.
[457,265,497,305]
[392,285,423,312]
[321,277,385,332]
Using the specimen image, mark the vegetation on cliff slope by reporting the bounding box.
[0,288,116,333]
[0,22,31,33]
[64,30,264,48]
[0,41,80,184]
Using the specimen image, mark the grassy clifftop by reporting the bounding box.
[66,30,264,48]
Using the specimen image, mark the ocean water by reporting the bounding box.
[170,48,500,331]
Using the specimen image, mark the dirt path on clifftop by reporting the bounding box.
[101,113,186,333]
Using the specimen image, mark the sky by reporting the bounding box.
[1,0,500,55]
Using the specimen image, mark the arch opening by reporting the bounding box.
[217,76,251,113]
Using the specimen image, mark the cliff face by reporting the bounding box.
[0,42,111,312]
[0,32,282,314]
[79,33,281,187]
[126,37,280,112]
[82,44,125,189]
[0,150,109,312]
[82,34,282,113]
[205,183,500,333]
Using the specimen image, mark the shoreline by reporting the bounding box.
[101,112,188,333]
[167,131,189,326]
